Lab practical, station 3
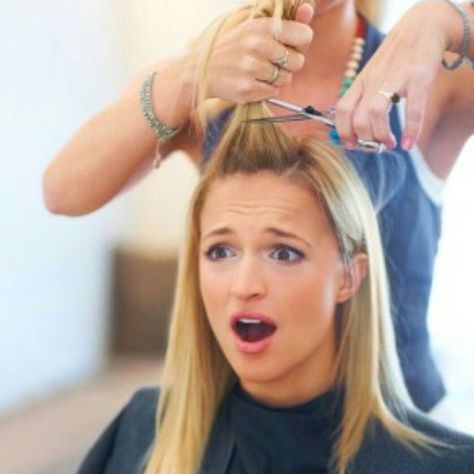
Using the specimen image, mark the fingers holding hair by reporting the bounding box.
[206,8,313,105]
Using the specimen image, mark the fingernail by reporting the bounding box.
[402,137,413,150]
[387,138,397,149]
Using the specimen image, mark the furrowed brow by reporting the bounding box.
[202,226,312,249]
[265,227,312,249]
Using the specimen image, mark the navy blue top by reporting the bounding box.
[202,20,445,412]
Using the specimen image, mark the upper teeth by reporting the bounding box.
[239,318,262,324]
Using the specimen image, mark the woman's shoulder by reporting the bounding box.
[77,386,160,474]
[127,386,161,410]
[405,408,474,443]
[355,409,474,474]
[112,386,160,439]
[107,386,160,446]
[407,409,474,472]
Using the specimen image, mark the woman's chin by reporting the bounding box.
[230,359,284,390]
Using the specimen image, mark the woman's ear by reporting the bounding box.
[336,253,368,303]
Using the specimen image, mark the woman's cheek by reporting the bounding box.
[200,262,226,317]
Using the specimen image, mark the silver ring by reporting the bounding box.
[275,49,289,69]
[378,89,401,104]
[266,64,281,85]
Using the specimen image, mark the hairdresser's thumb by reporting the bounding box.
[295,2,314,24]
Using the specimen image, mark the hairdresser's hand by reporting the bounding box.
[335,0,455,151]
[206,4,314,103]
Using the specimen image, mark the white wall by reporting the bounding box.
[0,1,127,413]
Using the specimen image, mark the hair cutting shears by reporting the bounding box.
[245,98,386,154]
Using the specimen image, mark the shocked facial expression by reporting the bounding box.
[199,171,354,406]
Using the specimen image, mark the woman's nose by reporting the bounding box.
[229,256,267,300]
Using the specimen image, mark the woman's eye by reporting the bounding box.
[270,245,304,263]
[205,245,235,261]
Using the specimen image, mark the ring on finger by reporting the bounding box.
[266,64,281,85]
[378,89,401,104]
[275,49,289,69]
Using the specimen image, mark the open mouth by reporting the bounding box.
[233,317,277,343]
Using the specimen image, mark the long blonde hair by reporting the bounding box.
[144,2,430,473]
[144,123,435,474]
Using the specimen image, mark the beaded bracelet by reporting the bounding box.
[139,72,182,144]
[440,0,474,69]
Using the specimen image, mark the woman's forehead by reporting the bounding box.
[202,172,315,214]
[199,172,330,240]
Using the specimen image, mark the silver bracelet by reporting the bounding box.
[440,0,474,69]
[139,72,182,143]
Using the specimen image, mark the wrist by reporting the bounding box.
[425,0,463,53]
[464,1,474,58]
[151,54,197,129]
[435,1,473,55]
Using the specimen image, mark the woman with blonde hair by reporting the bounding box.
[45,0,474,415]
[78,109,474,473]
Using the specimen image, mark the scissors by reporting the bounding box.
[245,98,386,154]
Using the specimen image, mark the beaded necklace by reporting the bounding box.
[328,15,366,146]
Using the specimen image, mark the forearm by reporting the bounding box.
[43,56,196,216]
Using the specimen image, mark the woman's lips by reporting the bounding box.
[230,312,277,354]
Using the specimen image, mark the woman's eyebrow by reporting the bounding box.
[202,226,312,249]
[202,227,233,240]
[264,227,312,249]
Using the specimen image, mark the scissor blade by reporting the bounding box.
[266,98,307,115]
[266,98,334,127]
[246,114,310,124]
[250,99,385,153]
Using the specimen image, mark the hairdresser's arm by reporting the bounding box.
[43,57,202,216]
[335,0,474,177]
[44,12,312,216]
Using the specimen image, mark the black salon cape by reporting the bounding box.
[77,387,474,474]
[226,384,339,473]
